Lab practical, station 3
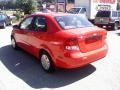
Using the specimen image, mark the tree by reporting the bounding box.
[16,0,38,14]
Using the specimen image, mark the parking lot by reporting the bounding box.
[0,26,120,90]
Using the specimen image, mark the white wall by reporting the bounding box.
[75,0,118,19]
[75,0,91,19]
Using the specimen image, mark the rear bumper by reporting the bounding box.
[55,44,108,69]
[95,23,114,27]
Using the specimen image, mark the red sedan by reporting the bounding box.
[11,13,108,72]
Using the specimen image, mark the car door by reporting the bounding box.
[4,14,9,25]
[26,16,48,57]
[15,16,34,52]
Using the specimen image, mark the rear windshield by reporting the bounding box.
[55,15,94,30]
[96,11,111,17]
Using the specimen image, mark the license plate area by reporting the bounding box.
[85,35,102,44]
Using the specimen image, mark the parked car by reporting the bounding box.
[0,13,12,28]
[11,13,108,72]
[94,10,120,30]
[67,7,86,15]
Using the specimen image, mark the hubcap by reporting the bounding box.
[11,38,16,48]
[41,54,50,70]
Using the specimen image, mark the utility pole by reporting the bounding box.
[56,0,58,12]
[65,0,67,12]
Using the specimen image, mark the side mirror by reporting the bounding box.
[13,25,19,29]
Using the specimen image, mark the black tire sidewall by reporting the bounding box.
[40,51,55,73]
[11,37,18,49]
[114,23,118,30]
[3,22,6,29]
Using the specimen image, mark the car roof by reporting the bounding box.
[32,12,86,17]
[70,7,85,8]
[98,10,118,12]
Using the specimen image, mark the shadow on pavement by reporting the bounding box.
[116,33,120,36]
[0,45,96,89]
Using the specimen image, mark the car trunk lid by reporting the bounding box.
[64,27,107,53]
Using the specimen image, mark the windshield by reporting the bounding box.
[68,8,81,14]
[55,15,94,30]
[96,11,111,17]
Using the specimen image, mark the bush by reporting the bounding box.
[13,11,24,21]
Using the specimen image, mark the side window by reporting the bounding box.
[34,17,47,31]
[20,17,34,30]
[112,11,117,17]
[80,8,86,14]
[118,12,120,17]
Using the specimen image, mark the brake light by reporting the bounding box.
[65,38,80,51]
[109,18,112,22]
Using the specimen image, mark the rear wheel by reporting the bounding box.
[40,51,55,73]
[113,22,118,30]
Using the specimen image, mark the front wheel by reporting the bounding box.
[40,51,55,73]
[9,21,12,25]
[11,37,18,49]
[3,22,6,29]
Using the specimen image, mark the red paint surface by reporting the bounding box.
[11,13,108,69]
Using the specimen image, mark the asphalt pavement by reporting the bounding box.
[0,26,120,90]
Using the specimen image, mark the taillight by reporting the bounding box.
[109,18,112,22]
[104,30,107,39]
[64,38,80,51]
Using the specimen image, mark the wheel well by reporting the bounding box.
[115,21,119,24]
[11,35,14,39]
[39,49,48,57]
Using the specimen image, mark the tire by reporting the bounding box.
[96,24,103,28]
[9,21,12,25]
[3,22,6,29]
[40,51,55,73]
[11,37,18,49]
[113,22,118,30]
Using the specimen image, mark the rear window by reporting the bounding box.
[55,15,94,30]
[96,11,111,17]
[112,11,118,17]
